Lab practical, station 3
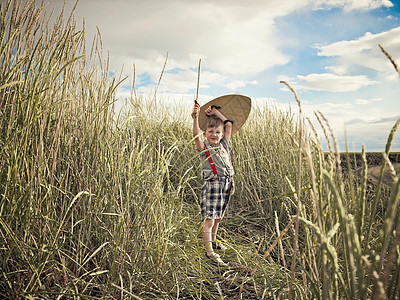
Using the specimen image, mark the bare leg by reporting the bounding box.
[203,218,227,265]
[202,218,214,256]
[211,218,221,243]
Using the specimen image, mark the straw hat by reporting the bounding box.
[198,94,251,135]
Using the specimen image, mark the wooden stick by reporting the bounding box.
[191,59,201,119]
[195,58,201,105]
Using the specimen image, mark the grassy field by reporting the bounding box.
[1,1,400,299]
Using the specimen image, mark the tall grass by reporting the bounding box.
[282,90,400,299]
[1,0,400,299]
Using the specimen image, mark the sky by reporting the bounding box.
[39,0,400,152]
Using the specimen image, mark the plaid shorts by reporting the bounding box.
[200,176,234,220]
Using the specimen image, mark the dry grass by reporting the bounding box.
[1,1,400,299]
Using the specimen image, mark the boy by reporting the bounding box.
[192,103,235,266]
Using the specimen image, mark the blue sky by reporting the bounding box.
[44,0,400,151]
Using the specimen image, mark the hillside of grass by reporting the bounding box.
[1,1,400,299]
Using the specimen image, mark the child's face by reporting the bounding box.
[204,124,224,145]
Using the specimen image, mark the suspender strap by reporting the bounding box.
[204,143,218,175]
[203,143,233,176]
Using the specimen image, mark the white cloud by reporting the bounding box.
[39,0,396,83]
[226,80,258,91]
[285,26,400,93]
[325,65,348,75]
[297,73,377,92]
[62,0,298,77]
[343,0,393,11]
[311,0,393,11]
[226,80,246,90]
[315,27,400,75]
[355,98,370,105]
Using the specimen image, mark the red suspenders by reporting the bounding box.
[203,143,232,176]
[204,143,218,175]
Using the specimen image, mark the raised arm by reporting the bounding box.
[192,103,204,151]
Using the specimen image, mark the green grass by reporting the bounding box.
[1,1,400,299]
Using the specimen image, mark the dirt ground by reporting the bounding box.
[338,153,400,188]
[367,163,400,188]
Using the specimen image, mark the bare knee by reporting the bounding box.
[203,218,214,230]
